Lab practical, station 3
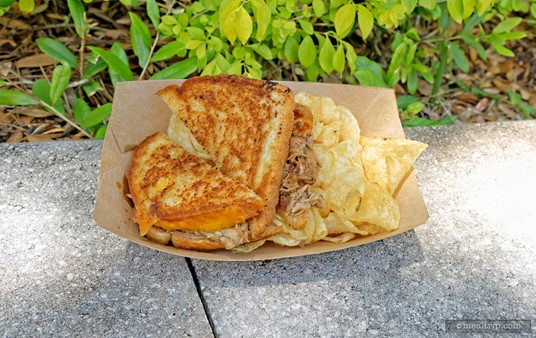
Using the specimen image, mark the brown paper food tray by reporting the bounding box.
[93,80,429,261]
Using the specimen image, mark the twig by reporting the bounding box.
[139,31,159,80]
[79,31,86,79]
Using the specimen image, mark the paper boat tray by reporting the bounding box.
[93,80,428,261]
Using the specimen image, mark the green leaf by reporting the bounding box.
[129,12,152,68]
[462,13,480,33]
[150,57,198,80]
[447,0,464,23]
[450,42,469,73]
[305,61,321,81]
[146,0,160,28]
[387,42,408,81]
[493,17,522,34]
[186,40,204,50]
[355,56,385,78]
[250,44,273,60]
[357,5,374,39]
[402,0,418,13]
[82,80,102,97]
[413,61,434,83]
[403,115,455,127]
[334,4,356,38]
[49,63,72,104]
[227,61,243,75]
[419,0,437,10]
[397,95,420,109]
[95,124,107,140]
[73,98,91,126]
[220,0,241,44]
[83,57,107,79]
[319,38,335,73]
[195,43,206,59]
[84,103,112,128]
[187,27,206,40]
[298,35,316,68]
[333,44,345,73]
[407,68,418,94]
[298,19,314,35]
[531,3,536,19]
[18,0,34,13]
[120,0,140,5]
[496,32,527,40]
[345,42,358,73]
[432,41,448,95]
[251,0,271,41]
[88,46,134,83]
[462,34,487,61]
[508,89,521,105]
[32,79,51,103]
[36,38,79,69]
[512,0,529,12]
[463,0,475,19]
[355,69,388,87]
[32,79,65,114]
[67,0,86,37]
[406,101,424,114]
[152,40,186,62]
[0,0,15,7]
[312,0,325,17]
[476,0,492,16]
[236,7,253,44]
[0,89,38,106]
[486,35,514,57]
[284,36,299,63]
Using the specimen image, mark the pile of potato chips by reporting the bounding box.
[234,92,427,252]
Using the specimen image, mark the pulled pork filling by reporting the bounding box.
[278,104,324,216]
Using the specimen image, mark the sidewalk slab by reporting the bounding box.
[0,141,213,338]
[191,121,536,337]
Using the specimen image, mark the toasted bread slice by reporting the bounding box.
[157,75,295,240]
[128,132,264,236]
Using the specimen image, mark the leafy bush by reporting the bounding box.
[0,0,534,138]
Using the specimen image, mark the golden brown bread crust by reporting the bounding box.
[128,132,264,236]
[157,74,295,241]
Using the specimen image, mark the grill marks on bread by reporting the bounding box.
[158,75,295,240]
[128,132,264,236]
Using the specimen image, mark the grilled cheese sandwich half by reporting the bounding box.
[128,132,264,237]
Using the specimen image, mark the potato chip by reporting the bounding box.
[316,119,341,148]
[352,181,400,231]
[360,136,427,195]
[269,209,328,247]
[295,92,340,124]
[323,211,379,236]
[337,105,360,143]
[322,233,356,243]
[323,141,366,212]
[324,212,358,235]
[313,144,336,188]
[232,239,267,253]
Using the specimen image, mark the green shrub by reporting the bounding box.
[1,0,534,137]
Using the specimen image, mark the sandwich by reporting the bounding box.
[129,74,323,251]
[128,132,265,250]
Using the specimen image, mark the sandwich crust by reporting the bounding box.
[157,74,295,241]
[128,132,264,236]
